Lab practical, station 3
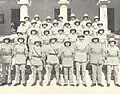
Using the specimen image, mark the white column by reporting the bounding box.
[20,5,28,21]
[58,0,69,21]
[97,0,110,30]
[17,0,30,21]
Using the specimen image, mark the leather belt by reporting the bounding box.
[33,55,42,58]
[49,53,58,55]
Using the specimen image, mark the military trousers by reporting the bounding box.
[107,65,119,84]
[47,63,60,82]
[15,64,26,84]
[63,66,74,84]
[75,62,87,84]
[91,64,103,84]
[2,63,12,84]
[31,65,43,84]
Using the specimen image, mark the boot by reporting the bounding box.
[98,83,104,87]
[56,82,62,86]
[91,83,96,87]
[31,82,36,86]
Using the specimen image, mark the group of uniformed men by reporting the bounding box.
[0,13,120,87]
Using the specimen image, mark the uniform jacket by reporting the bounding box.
[13,43,28,65]
[106,45,120,65]
[0,43,13,64]
[29,45,45,66]
[89,42,105,64]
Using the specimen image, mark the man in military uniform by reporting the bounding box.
[57,28,65,47]
[41,21,49,36]
[85,21,94,36]
[27,20,38,36]
[69,13,76,27]
[106,38,120,87]
[96,29,107,50]
[0,38,13,86]
[28,29,41,47]
[51,20,59,36]
[74,19,82,35]
[13,37,28,86]
[29,40,46,86]
[80,14,90,29]
[17,21,27,35]
[83,30,92,45]
[58,15,64,28]
[46,16,53,30]
[63,21,71,37]
[60,40,75,86]
[74,35,89,87]
[24,16,31,30]
[46,37,61,86]
[33,14,42,29]
[89,37,105,87]
[68,28,77,47]
[92,16,99,30]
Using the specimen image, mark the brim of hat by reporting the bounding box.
[42,24,48,26]
[50,38,57,42]
[86,23,92,25]
[74,21,80,24]
[77,35,85,38]
[34,41,41,44]
[44,31,50,34]
[20,21,25,23]
[64,23,70,25]
[31,22,37,24]
[108,41,116,44]
[3,38,11,42]
[70,29,76,33]
[31,30,37,33]
[17,38,25,42]
[92,38,99,42]
[83,31,90,34]
[58,17,63,19]
[97,23,103,26]
[24,17,30,19]
[64,41,71,46]
[58,29,64,32]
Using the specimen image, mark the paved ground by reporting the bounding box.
[0,70,120,94]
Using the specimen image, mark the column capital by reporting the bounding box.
[58,0,69,6]
[17,0,30,6]
[97,0,110,6]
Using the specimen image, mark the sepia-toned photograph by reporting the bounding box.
[0,0,120,94]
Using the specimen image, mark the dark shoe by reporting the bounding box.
[115,84,120,87]
[31,82,36,86]
[22,83,26,87]
[91,83,96,87]
[46,81,51,86]
[0,83,6,86]
[56,82,62,86]
[83,84,87,87]
[98,83,104,87]
[39,82,43,86]
[8,83,12,86]
[63,84,68,86]
[70,84,75,86]
[107,84,110,87]
[13,83,20,86]
[76,83,79,87]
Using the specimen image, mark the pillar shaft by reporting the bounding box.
[20,5,28,21]
[60,5,68,21]
[17,0,30,21]
[100,4,108,29]
[58,0,69,21]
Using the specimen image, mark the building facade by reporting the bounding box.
[0,0,120,35]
